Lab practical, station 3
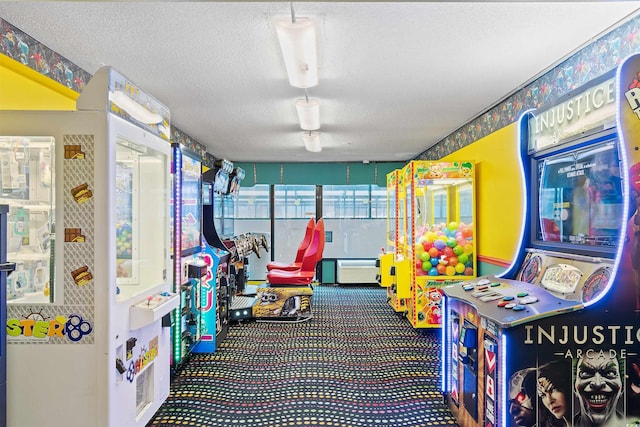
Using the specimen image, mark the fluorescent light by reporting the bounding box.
[301,131,321,152]
[109,90,163,125]
[295,98,320,130]
[275,17,318,88]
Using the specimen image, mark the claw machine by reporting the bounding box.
[378,169,410,313]
[0,66,177,427]
[402,160,476,328]
[377,170,398,292]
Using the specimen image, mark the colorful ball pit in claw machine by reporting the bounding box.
[378,169,411,314]
[402,160,476,328]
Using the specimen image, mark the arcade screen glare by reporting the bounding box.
[537,138,622,251]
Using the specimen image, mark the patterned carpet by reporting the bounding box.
[147,284,459,427]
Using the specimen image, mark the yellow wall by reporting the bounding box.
[442,123,523,265]
[0,54,77,110]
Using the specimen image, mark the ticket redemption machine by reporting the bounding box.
[171,145,208,370]
[442,61,640,427]
[403,161,476,329]
[379,169,411,313]
[0,66,177,427]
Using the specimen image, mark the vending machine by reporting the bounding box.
[0,66,177,427]
[402,160,476,329]
[442,60,640,426]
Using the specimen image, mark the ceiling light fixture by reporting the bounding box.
[275,14,318,88]
[301,131,321,152]
[295,97,320,130]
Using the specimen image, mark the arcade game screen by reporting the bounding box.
[181,155,202,255]
[536,138,622,251]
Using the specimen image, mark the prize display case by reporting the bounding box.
[0,67,177,427]
[402,160,476,328]
[1,136,54,304]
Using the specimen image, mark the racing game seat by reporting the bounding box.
[266,217,315,272]
[266,218,325,286]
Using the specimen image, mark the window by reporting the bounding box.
[322,185,386,219]
[274,185,316,219]
[235,184,270,219]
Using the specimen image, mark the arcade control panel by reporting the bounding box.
[442,276,584,328]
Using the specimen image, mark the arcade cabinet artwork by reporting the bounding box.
[402,160,476,329]
[196,159,232,349]
[441,59,640,427]
[0,67,178,427]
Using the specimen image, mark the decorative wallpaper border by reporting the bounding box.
[0,17,215,168]
[418,14,640,160]
[2,13,639,164]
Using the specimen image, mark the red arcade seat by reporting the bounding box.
[267,219,325,286]
[266,217,315,272]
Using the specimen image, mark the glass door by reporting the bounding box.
[0,136,55,304]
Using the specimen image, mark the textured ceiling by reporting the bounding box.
[1,2,639,162]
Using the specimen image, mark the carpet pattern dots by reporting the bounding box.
[148,285,459,427]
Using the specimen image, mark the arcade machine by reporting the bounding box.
[170,145,208,370]
[378,169,411,314]
[196,159,234,350]
[202,163,269,323]
[0,205,16,427]
[0,66,178,427]
[403,160,476,329]
[441,59,640,427]
[221,166,253,300]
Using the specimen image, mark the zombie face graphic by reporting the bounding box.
[574,351,623,426]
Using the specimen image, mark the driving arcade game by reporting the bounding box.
[202,162,269,324]
[441,59,640,427]
[0,66,177,427]
[218,166,270,321]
